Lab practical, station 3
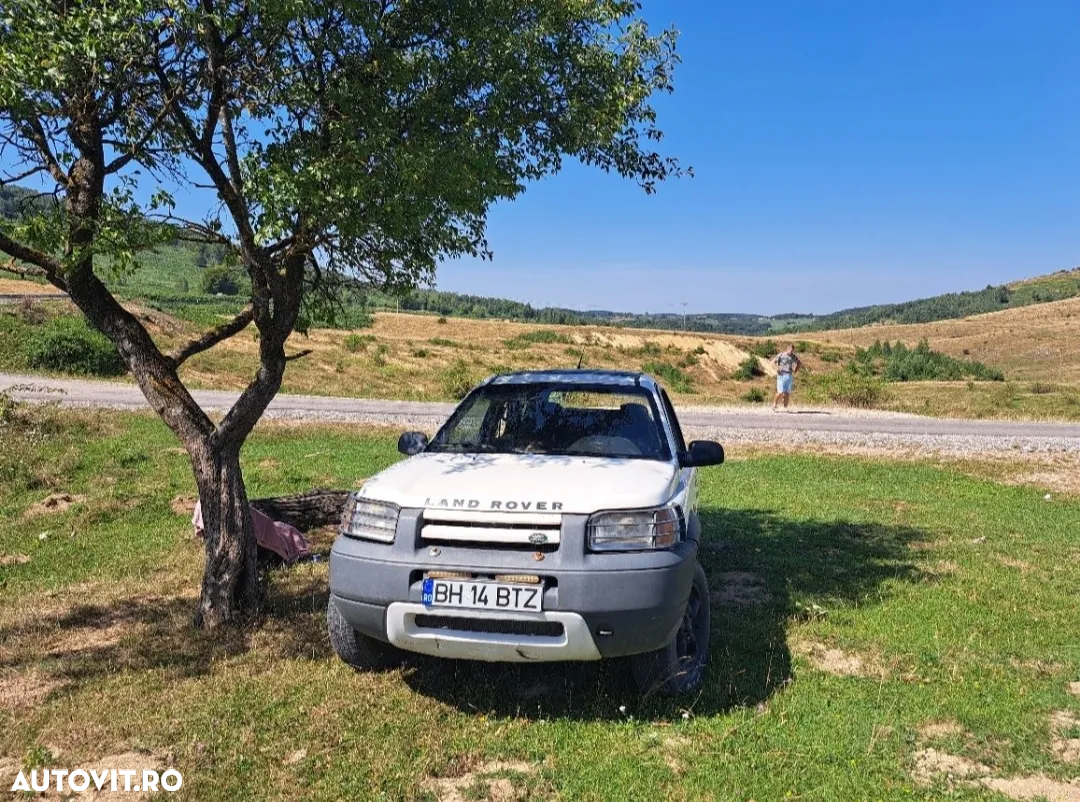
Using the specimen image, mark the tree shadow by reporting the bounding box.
[0,567,336,690]
[400,507,928,720]
[4,508,928,724]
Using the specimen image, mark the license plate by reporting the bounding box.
[422,578,542,612]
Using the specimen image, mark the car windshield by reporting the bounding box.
[428,383,671,461]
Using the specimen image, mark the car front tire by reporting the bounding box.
[327,599,404,670]
[630,561,711,695]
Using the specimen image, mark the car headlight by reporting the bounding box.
[587,507,682,551]
[341,495,399,543]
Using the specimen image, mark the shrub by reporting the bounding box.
[803,370,888,408]
[1028,381,1055,395]
[428,337,457,347]
[343,333,376,353]
[742,387,767,403]
[734,356,764,381]
[503,329,573,349]
[857,339,1004,382]
[677,351,699,368]
[23,316,126,376]
[411,348,431,358]
[436,316,448,324]
[370,343,390,366]
[15,297,46,325]
[819,350,842,363]
[441,359,476,399]
[749,339,778,358]
[693,344,707,355]
[642,361,693,393]
[199,264,240,296]
[0,390,17,424]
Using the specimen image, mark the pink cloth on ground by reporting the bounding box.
[191,501,312,564]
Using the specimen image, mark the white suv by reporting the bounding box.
[328,370,724,694]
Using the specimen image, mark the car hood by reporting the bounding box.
[359,452,679,514]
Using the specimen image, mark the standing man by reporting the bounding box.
[772,344,801,411]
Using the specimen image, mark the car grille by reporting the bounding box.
[420,511,562,549]
[413,614,564,638]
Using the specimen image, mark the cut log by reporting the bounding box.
[250,489,350,533]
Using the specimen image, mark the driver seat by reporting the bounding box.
[616,403,661,457]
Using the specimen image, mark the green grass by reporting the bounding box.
[1,407,1078,800]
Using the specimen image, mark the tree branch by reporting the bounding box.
[285,349,313,362]
[0,259,47,280]
[21,118,69,186]
[218,104,245,200]
[105,97,178,173]
[1,164,49,185]
[168,304,254,367]
[0,229,65,276]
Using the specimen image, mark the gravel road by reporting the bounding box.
[4,371,1080,456]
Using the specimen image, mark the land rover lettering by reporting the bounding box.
[423,498,563,511]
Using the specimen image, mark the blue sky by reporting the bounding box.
[5,2,1078,315]
[439,0,1080,314]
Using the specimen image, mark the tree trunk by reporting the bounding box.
[190,440,261,629]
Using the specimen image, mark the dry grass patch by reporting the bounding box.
[0,669,66,711]
[421,760,538,802]
[912,747,992,785]
[1051,710,1080,764]
[911,704,1080,800]
[709,571,772,607]
[24,492,86,518]
[169,494,197,517]
[794,641,887,679]
[1009,658,1065,677]
[0,278,63,295]
[980,776,1080,802]
[997,556,1035,574]
[917,720,967,742]
[659,736,691,775]
[915,747,1080,802]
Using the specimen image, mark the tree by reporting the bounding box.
[0,0,686,627]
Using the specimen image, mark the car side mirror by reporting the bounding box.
[679,440,724,467]
[397,431,429,456]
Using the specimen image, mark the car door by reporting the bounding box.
[658,388,699,515]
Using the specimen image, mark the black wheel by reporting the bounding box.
[327,600,403,670]
[630,561,710,695]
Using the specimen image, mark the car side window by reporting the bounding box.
[659,389,687,453]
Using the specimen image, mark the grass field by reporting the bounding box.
[4,282,1080,420]
[1,406,1078,800]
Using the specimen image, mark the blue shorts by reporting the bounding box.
[777,373,794,394]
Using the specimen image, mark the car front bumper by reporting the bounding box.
[329,508,700,662]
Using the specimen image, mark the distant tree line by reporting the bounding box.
[0,184,54,221]
[785,274,1080,332]
[364,287,776,333]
